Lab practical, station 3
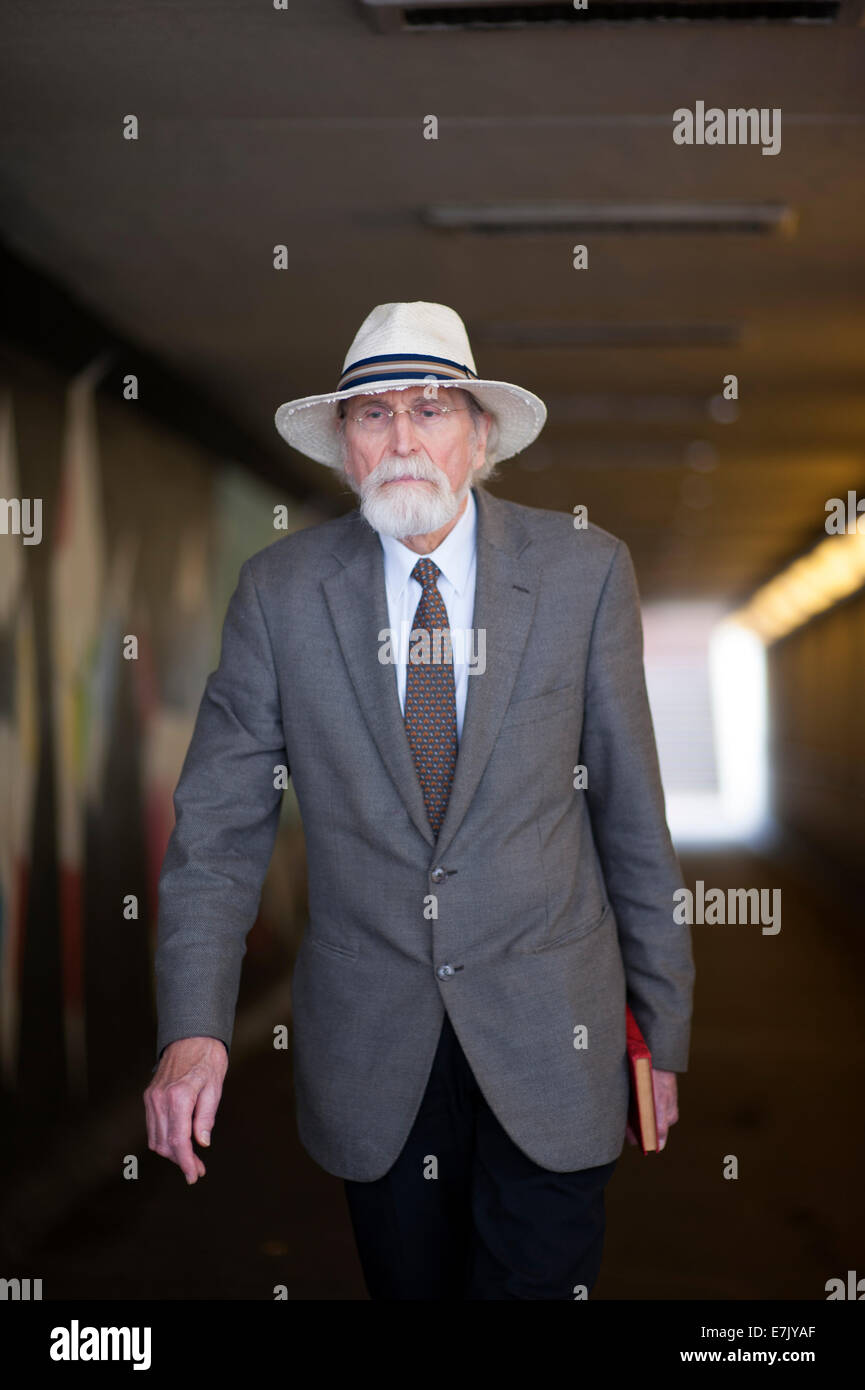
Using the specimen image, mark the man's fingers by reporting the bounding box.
[657,1095,680,1150]
[160,1080,204,1182]
[184,1154,207,1184]
[146,1083,221,1180]
[192,1083,221,1148]
[166,1102,202,1184]
[650,1070,679,1152]
[145,1084,171,1158]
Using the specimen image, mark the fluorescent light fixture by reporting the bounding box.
[474,321,744,349]
[544,394,711,423]
[422,201,798,236]
[362,1,842,31]
[732,529,865,643]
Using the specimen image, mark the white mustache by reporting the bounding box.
[361,453,447,494]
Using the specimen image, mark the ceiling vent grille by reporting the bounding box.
[360,0,841,30]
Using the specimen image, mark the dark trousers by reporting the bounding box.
[343,1011,617,1300]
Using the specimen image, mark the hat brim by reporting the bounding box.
[274,378,546,468]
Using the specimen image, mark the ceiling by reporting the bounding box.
[1,0,864,603]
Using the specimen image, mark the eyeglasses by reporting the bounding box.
[347,401,469,433]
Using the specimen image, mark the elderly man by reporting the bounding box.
[145,301,695,1301]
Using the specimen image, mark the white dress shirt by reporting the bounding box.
[377,487,478,743]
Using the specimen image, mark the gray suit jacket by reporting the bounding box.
[155,484,695,1180]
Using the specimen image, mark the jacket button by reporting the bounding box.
[436,964,455,980]
[430,867,447,883]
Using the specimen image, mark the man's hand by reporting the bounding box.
[144,1037,228,1185]
[624,1068,679,1152]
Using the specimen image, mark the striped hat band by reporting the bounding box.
[337,352,479,393]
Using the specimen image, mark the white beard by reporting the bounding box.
[348,451,472,540]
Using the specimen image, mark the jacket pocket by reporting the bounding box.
[306,931,359,962]
[533,900,610,953]
[499,681,578,730]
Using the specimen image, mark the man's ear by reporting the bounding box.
[472,412,492,467]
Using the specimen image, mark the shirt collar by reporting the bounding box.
[379,486,477,600]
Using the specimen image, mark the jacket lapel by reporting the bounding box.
[322,485,539,856]
[322,511,435,846]
[433,486,538,861]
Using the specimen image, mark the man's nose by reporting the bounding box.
[390,408,420,453]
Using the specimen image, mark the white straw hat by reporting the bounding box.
[274,301,547,467]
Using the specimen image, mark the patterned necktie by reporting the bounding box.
[404,558,457,839]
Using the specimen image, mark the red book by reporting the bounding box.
[626,1004,658,1154]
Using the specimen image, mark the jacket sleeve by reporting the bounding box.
[153,557,288,1063]
[580,539,695,1072]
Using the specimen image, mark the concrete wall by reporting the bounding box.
[767,588,865,881]
[0,339,322,1131]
